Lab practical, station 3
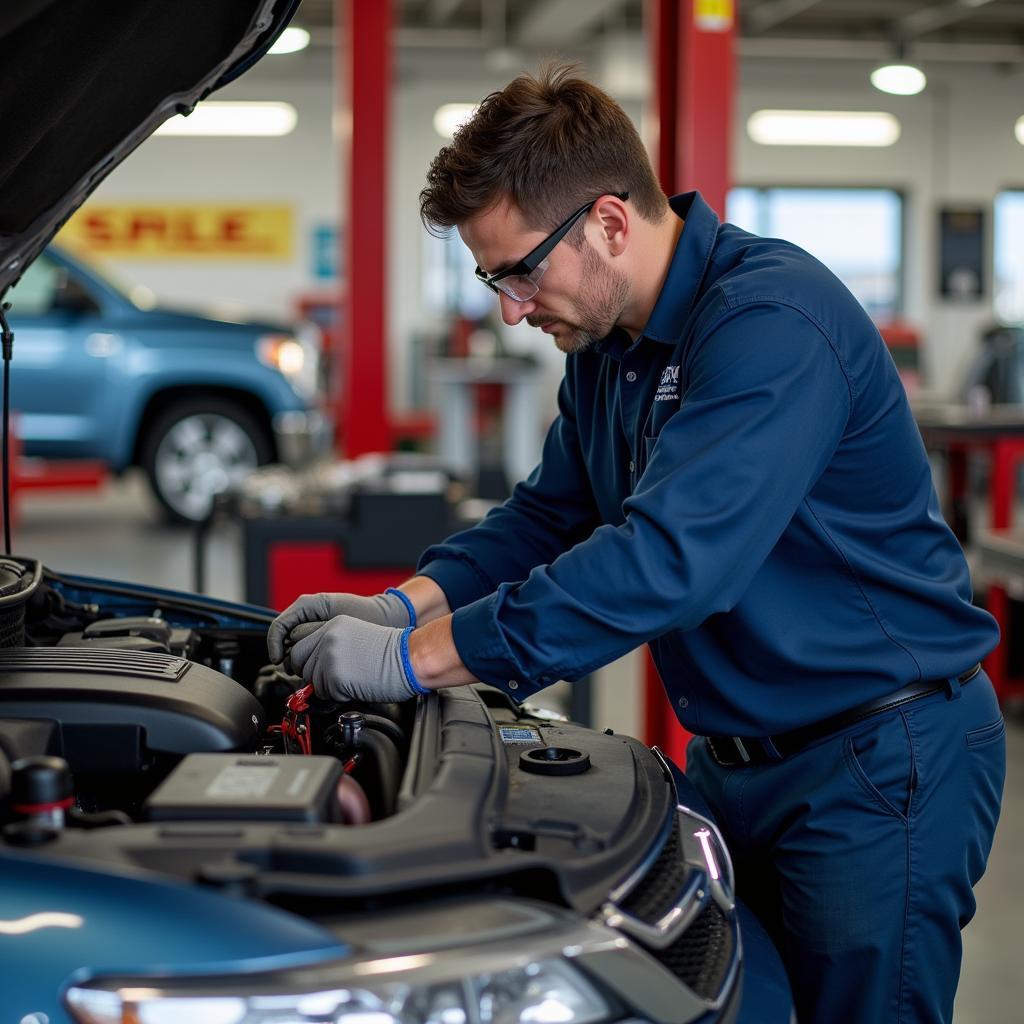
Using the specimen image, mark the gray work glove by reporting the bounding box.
[267,589,413,665]
[288,615,427,704]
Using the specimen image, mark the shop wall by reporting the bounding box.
[77,46,1024,409]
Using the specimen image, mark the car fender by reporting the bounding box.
[110,354,306,470]
[0,850,346,1024]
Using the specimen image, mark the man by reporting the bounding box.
[269,65,1005,1023]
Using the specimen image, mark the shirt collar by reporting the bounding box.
[591,191,720,359]
[643,191,720,345]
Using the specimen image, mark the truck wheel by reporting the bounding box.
[140,398,273,523]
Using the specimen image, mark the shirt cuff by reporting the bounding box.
[416,555,493,612]
[451,592,543,704]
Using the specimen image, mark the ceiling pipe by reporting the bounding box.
[746,0,826,34]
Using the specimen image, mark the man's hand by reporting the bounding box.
[288,616,427,704]
[267,589,413,665]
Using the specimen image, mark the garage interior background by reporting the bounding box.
[9,3,1024,1017]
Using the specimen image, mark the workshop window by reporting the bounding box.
[422,229,493,320]
[995,191,1024,323]
[727,187,904,321]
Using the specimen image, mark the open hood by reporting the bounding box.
[0,0,300,298]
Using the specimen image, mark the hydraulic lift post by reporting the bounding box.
[645,0,736,762]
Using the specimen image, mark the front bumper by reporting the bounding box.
[272,408,333,466]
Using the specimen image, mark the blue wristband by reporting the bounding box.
[386,587,417,627]
[399,626,430,696]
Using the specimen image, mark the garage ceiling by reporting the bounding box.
[294,1,1024,64]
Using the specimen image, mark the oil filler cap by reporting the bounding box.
[519,746,591,776]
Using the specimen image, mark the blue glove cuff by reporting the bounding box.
[399,626,430,696]
[386,587,417,627]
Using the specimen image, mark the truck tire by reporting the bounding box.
[140,397,273,523]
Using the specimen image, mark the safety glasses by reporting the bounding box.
[474,191,629,302]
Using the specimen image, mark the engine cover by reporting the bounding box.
[0,647,263,773]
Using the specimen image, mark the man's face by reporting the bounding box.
[459,198,629,355]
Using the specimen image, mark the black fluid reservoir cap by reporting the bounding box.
[10,756,74,810]
[519,746,591,776]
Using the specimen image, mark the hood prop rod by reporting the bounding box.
[0,302,13,555]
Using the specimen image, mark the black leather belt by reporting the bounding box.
[706,663,982,767]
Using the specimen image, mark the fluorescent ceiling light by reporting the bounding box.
[433,103,477,139]
[1016,116,1024,146]
[747,109,901,147]
[268,26,310,54]
[155,102,297,137]
[871,63,927,96]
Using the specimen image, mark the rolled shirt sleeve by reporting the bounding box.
[417,375,602,611]
[450,300,853,695]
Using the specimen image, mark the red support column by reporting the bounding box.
[644,0,736,760]
[675,0,736,218]
[336,0,392,456]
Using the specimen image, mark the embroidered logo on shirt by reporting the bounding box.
[655,364,680,402]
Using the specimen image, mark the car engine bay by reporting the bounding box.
[0,556,674,906]
[0,554,745,1020]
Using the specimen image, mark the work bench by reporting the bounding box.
[915,403,1024,704]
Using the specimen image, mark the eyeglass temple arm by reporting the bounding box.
[520,190,630,273]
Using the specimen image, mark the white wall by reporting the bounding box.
[83,44,1024,402]
[78,50,339,325]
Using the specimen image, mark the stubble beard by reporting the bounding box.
[531,243,631,355]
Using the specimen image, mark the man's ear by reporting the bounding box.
[592,194,628,256]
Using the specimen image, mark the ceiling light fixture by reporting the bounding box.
[1016,116,1024,146]
[433,103,477,140]
[268,26,310,55]
[871,63,927,96]
[155,101,298,137]
[747,110,901,147]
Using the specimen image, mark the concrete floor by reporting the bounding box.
[11,471,1024,1020]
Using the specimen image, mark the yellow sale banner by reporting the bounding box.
[59,204,294,260]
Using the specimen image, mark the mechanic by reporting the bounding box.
[269,65,1005,1023]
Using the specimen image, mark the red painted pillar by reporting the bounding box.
[676,0,736,217]
[644,0,736,762]
[336,0,392,456]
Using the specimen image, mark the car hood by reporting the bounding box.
[121,304,297,337]
[0,0,300,300]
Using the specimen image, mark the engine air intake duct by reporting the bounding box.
[0,647,263,774]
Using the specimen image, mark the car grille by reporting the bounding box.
[616,813,688,924]
[650,900,734,1000]
[609,812,736,1004]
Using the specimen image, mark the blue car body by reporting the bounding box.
[5,245,330,521]
[7,245,318,471]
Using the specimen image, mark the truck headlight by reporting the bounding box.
[65,955,611,1024]
[256,326,321,401]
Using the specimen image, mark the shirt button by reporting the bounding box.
[677,696,689,709]
[507,680,519,690]
[625,370,638,382]
[628,460,635,473]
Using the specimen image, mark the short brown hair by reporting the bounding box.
[419,62,667,240]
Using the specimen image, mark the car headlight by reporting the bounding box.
[256,326,321,401]
[65,955,610,1024]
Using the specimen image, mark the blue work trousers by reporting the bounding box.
[685,671,1006,1024]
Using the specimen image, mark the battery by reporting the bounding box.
[144,753,343,823]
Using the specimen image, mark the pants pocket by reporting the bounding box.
[966,717,1005,749]
[843,713,915,821]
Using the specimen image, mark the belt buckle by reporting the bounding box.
[707,736,752,767]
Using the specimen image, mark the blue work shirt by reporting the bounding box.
[418,191,998,737]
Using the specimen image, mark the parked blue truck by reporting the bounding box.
[6,245,330,521]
